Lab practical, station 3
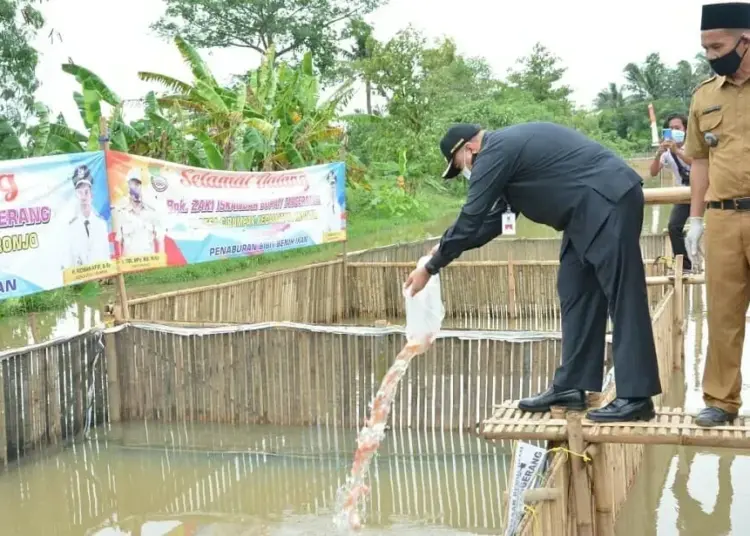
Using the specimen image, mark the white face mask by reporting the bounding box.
[671,129,685,144]
[461,168,471,180]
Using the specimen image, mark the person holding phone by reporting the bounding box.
[649,113,693,272]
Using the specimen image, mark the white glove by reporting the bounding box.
[685,217,704,267]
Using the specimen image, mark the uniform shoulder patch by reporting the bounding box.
[693,75,717,93]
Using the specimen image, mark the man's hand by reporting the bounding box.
[685,217,704,266]
[658,140,675,154]
[430,243,438,255]
[404,265,431,296]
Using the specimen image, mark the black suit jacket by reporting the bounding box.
[428,122,641,272]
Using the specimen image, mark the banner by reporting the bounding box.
[105,151,346,273]
[0,151,116,300]
[504,441,547,536]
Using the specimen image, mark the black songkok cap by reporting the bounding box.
[701,2,750,30]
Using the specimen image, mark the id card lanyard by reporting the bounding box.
[502,207,516,235]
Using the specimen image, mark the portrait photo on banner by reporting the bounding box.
[105,150,346,273]
[0,151,116,301]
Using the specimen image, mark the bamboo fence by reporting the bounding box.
[127,257,671,330]
[112,323,573,431]
[515,287,679,536]
[0,329,108,465]
[346,233,670,263]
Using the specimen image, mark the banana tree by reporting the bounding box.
[140,36,354,172]
[0,102,86,160]
[127,91,208,166]
[61,62,198,163]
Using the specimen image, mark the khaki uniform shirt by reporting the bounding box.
[114,202,163,256]
[685,75,750,201]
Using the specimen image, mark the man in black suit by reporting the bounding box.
[404,123,661,422]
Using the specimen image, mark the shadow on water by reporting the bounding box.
[0,421,513,535]
[616,285,750,535]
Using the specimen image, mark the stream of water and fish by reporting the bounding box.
[3,174,744,535]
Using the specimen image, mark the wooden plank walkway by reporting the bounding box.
[481,402,750,449]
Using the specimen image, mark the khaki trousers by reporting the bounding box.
[703,208,750,413]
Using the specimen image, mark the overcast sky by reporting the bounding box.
[33,0,713,131]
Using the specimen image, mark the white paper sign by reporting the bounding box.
[502,211,516,235]
[504,441,548,536]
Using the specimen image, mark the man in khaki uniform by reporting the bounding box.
[113,167,164,256]
[684,2,750,427]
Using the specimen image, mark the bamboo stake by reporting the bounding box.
[341,236,349,319]
[589,444,615,536]
[99,117,130,321]
[105,331,121,422]
[566,412,594,536]
[507,254,517,317]
[673,255,685,370]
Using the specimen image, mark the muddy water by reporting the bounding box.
[0,422,511,535]
[616,285,750,535]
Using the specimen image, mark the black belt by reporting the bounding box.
[707,198,750,211]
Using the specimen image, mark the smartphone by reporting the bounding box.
[662,128,673,140]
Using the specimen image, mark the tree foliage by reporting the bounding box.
[593,52,711,149]
[507,43,572,103]
[0,0,46,129]
[152,0,387,77]
[0,0,718,221]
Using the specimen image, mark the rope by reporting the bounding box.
[512,443,592,535]
[547,446,592,463]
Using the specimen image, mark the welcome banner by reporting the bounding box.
[0,151,117,300]
[106,151,346,273]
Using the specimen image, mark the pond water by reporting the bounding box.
[616,285,750,535]
[0,422,510,535]
[1,171,712,534]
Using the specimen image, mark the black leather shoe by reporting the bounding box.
[518,387,586,413]
[586,397,655,422]
[695,406,737,428]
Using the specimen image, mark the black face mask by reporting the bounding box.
[709,38,748,77]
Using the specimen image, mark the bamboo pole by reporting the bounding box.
[566,412,594,536]
[104,332,121,423]
[341,236,349,319]
[589,444,615,536]
[507,255,517,316]
[523,488,561,503]
[646,274,704,286]
[643,186,690,205]
[99,117,130,321]
[673,255,685,370]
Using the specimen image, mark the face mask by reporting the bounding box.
[709,38,748,77]
[462,168,471,180]
[129,184,141,202]
[671,129,685,144]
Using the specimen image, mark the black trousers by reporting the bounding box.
[553,186,662,398]
[668,203,692,270]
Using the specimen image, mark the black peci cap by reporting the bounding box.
[71,165,92,189]
[439,123,481,179]
[701,2,750,30]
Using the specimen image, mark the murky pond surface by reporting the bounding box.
[0,422,510,535]
[616,285,750,535]
[0,176,695,534]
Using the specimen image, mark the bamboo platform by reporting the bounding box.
[482,402,750,449]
